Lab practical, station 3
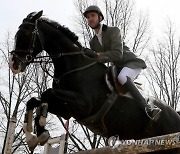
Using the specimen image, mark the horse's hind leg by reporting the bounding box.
[23,97,41,151]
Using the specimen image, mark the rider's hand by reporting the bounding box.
[84,48,98,58]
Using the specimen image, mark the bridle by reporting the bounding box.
[11,19,97,82]
[11,20,84,64]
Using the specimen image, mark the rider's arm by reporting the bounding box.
[90,27,127,63]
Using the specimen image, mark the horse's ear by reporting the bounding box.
[32,10,43,21]
[25,10,43,23]
[36,10,43,19]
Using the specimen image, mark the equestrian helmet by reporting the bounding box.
[83,5,104,20]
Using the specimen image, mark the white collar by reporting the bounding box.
[95,24,103,37]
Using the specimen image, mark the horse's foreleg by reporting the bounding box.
[25,97,41,132]
[23,123,38,152]
[25,110,33,132]
[23,112,38,151]
[39,103,48,127]
[35,108,50,146]
[23,98,41,151]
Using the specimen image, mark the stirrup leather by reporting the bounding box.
[105,65,127,93]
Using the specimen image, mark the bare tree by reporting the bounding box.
[73,0,94,47]
[147,20,180,110]
[130,11,151,55]
[0,33,59,154]
[0,32,30,153]
[74,0,151,54]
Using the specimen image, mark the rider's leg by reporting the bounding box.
[117,67,141,85]
[118,67,161,121]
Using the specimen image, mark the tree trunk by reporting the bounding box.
[4,117,17,154]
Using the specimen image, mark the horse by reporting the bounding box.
[9,10,180,153]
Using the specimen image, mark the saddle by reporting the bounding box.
[105,65,142,97]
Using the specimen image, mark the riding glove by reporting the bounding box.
[84,48,98,58]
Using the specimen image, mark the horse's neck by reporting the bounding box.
[47,48,76,74]
[51,52,96,78]
[39,24,90,76]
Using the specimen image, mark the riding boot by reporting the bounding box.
[123,77,162,121]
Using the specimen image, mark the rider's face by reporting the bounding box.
[86,12,101,29]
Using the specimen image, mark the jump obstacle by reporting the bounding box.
[43,134,66,154]
[4,125,180,154]
[69,132,180,154]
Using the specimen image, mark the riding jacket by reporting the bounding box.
[89,24,147,70]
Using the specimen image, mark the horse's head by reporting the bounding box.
[9,11,43,74]
[10,10,85,75]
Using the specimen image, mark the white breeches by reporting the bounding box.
[118,67,142,85]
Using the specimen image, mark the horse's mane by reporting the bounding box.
[39,17,81,47]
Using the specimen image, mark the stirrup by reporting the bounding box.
[145,107,162,121]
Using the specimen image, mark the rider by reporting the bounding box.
[83,5,161,121]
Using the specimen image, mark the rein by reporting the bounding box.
[34,50,84,61]
[12,19,84,63]
[12,20,96,82]
[53,62,97,84]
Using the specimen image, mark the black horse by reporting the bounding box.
[9,11,180,153]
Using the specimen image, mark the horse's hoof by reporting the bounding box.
[27,135,38,151]
[38,131,50,146]
[39,116,46,127]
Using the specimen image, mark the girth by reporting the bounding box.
[78,91,118,136]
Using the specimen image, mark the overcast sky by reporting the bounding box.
[136,0,180,36]
[1,0,180,43]
[0,0,75,42]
